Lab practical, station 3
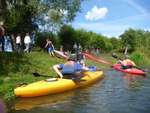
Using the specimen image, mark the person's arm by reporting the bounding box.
[52,44,55,50]
[83,66,90,71]
[53,64,63,78]
[131,60,136,66]
[45,42,48,48]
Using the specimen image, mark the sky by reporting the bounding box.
[72,0,150,37]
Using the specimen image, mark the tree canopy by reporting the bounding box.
[0,0,83,33]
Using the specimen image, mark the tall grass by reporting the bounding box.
[130,51,150,66]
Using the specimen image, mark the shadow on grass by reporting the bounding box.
[0,52,30,76]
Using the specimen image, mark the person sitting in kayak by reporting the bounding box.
[77,51,86,66]
[119,55,136,69]
[53,56,90,79]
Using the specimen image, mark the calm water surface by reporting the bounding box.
[10,69,150,113]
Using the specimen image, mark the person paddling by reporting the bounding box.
[118,55,136,69]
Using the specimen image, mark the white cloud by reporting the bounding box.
[85,6,108,21]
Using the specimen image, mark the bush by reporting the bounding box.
[130,52,146,65]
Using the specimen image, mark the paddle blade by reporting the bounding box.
[83,52,112,65]
[54,50,69,59]
[112,53,118,59]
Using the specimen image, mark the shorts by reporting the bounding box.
[48,47,54,52]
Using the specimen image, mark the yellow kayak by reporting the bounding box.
[14,71,103,97]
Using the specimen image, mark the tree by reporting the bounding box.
[75,29,91,49]
[91,36,106,50]
[110,37,121,50]
[58,25,76,51]
[0,0,83,33]
[120,28,137,52]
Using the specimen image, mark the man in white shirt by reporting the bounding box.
[16,34,21,52]
[24,33,31,53]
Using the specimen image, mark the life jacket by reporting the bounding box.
[61,63,82,75]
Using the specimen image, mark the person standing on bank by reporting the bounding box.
[45,38,55,56]
[0,24,5,52]
[16,34,22,53]
[24,33,31,53]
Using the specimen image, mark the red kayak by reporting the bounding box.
[112,64,145,75]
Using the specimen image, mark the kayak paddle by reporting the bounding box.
[32,72,51,77]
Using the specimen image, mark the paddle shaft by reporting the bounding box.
[32,72,51,77]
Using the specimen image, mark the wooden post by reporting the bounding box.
[124,46,128,55]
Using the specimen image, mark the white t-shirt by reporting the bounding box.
[16,36,21,44]
[24,35,31,44]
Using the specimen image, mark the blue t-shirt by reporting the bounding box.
[59,63,82,75]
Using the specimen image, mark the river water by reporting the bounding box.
[9,69,150,113]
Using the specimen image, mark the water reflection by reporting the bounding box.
[13,91,76,110]
[122,73,146,90]
[11,81,104,113]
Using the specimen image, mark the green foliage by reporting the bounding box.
[130,52,150,66]
[110,37,121,50]
[120,28,150,56]
[1,0,39,33]
[88,32,104,49]
[58,25,76,51]
[120,28,137,52]
[57,25,114,52]
[75,29,91,49]
[1,0,83,33]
